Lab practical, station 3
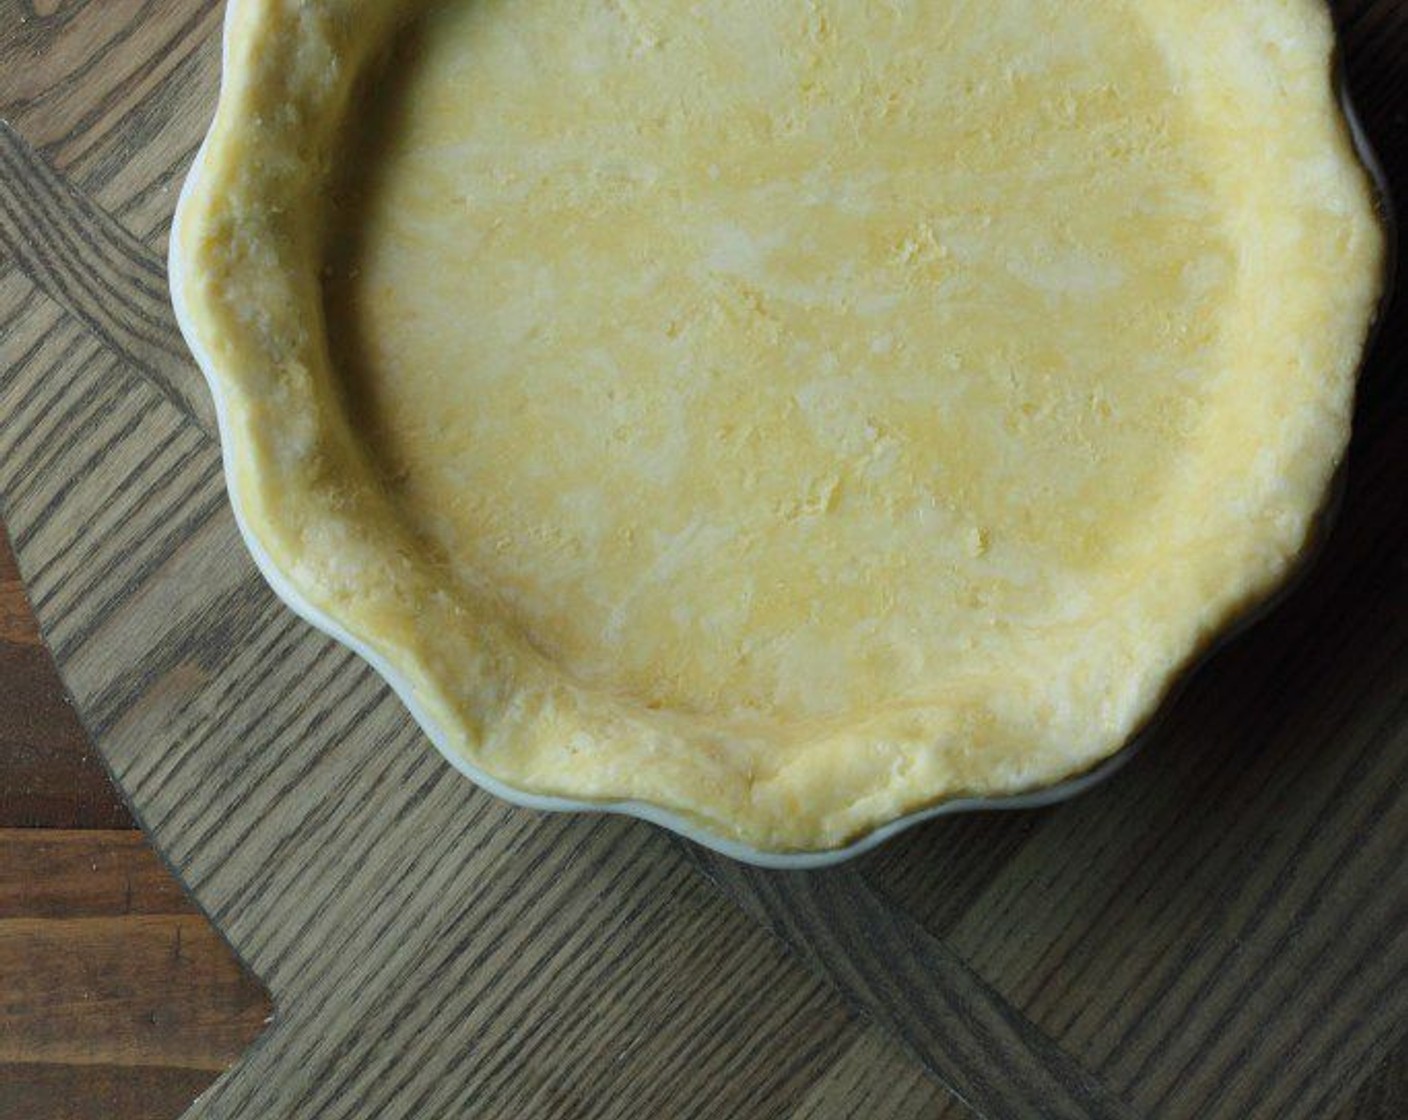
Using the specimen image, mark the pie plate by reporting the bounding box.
[171,0,1389,865]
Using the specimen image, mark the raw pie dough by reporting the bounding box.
[175,0,1384,851]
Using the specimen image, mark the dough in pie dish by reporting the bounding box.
[172,0,1386,854]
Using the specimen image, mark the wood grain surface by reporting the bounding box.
[0,522,271,1120]
[1,1,1405,1117]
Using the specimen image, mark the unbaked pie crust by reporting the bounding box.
[173,0,1385,852]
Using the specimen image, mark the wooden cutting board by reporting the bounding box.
[1,2,1405,1117]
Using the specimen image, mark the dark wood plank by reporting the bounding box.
[0,912,270,1068]
[0,523,130,830]
[0,1063,216,1120]
[0,829,192,918]
[0,647,131,829]
[0,530,39,646]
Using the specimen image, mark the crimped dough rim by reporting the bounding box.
[172,0,1386,855]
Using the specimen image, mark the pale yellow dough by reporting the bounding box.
[176,0,1384,851]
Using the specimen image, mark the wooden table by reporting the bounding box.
[1,2,1405,1117]
[0,523,270,1119]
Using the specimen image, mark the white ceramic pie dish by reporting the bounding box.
[170,0,1391,868]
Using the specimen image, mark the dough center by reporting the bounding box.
[325,0,1234,724]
